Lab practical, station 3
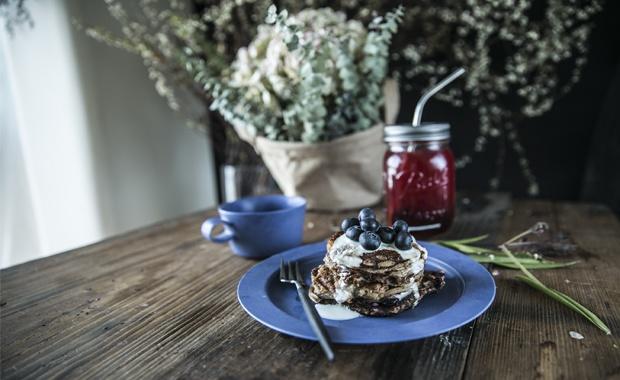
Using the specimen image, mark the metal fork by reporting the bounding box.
[280,259,335,361]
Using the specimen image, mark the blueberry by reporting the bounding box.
[395,231,413,250]
[359,231,381,250]
[358,208,376,221]
[392,220,409,233]
[340,217,360,232]
[360,218,379,232]
[377,227,396,244]
[345,226,363,241]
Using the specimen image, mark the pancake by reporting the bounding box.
[311,222,444,317]
[310,270,445,316]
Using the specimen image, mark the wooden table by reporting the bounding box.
[2,195,619,379]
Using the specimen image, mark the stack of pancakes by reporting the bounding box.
[309,232,445,316]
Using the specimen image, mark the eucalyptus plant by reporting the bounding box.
[83,0,601,192]
[208,6,404,142]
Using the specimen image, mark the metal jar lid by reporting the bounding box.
[384,123,450,143]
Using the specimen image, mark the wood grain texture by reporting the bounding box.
[463,200,620,380]
[1,195,618,379]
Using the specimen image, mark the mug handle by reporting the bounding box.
[201,216,235,243]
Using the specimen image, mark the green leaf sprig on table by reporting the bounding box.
[434,235,578,269]
[435,223,611,335]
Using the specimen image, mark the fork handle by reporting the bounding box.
[295,285,335,361]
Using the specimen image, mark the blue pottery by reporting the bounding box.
[237,241,496,343]
[201,195,306,259]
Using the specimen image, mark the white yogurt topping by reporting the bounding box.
[327,233,427,304]
[328,242,363,268]
[315,304,361,320]
[334,275,353,303]
[411,259,425,275]
[328,233,427,269]
[394,282,420,301]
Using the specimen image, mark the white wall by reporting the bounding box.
[0,1,217,268]
[0,43,42,267]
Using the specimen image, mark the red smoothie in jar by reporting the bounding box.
[383,123,456,238]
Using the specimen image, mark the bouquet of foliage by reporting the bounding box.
[187,6,403,209]
[77,0,600,194]
[202,6,403,143]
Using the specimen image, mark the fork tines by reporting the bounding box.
[280,260,303,285]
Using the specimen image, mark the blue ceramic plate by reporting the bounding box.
[237,241,495,344]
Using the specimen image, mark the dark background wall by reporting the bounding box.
[397,1,620,211]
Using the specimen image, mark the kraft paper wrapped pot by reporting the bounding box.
[254,124,384,210]
[235,80,399,210]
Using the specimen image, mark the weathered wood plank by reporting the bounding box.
[145,194,510,380]
[463,200,620,380]
[2,194,507,379]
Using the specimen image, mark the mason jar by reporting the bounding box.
[383,123,456,238]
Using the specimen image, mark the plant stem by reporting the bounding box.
[438,222,611,335]
[499,245,542,285]
[502,222,548,246]
[500,230,611,335]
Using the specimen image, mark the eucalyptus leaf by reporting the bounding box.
[215,6,404,142]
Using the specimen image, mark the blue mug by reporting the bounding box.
[201,195,307,259]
